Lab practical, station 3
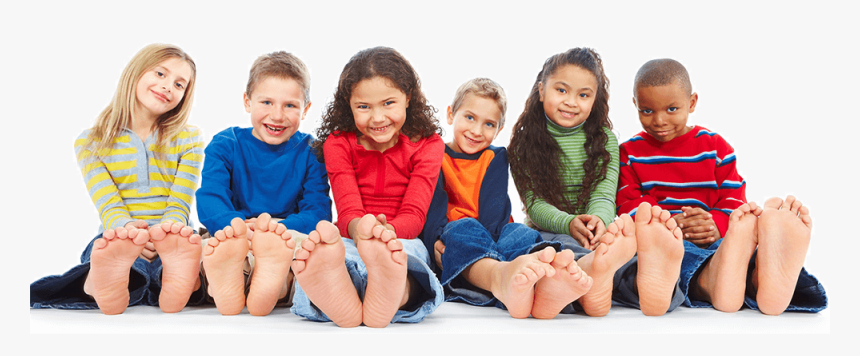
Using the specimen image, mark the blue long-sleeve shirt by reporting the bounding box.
[196,127,332,234]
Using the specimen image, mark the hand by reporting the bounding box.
[125,221,155,261]
[245,217,257,231]
[569,215,603,250]
[673,207,720,246]
[375,214,396,232]
[434,239,445,270]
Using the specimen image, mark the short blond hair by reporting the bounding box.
[450,78,507,127]
[246,51,310,104]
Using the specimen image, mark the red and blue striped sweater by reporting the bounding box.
[616,125,746,236]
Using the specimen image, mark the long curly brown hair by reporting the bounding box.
[312,46,441,161]
[509,48,613,215]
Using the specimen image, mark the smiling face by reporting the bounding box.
[350,76,409,152]
[538,64,597,128]
[633,82,698,142]
[446,93,502,154]
[134,57,192,122]
[245,76,310,145]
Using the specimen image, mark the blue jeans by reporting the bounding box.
[291,237,443,324]
[538,230,686,313]
[30,234,206,310]
[679,239,828,312]
[439,219,562,309]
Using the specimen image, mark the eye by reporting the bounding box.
[357,104,368,109]
[262,100,272,105]
[156,71,164,77]
[557,88,567,94]
[579,93,589,98]
[641,109,653,114]
[466,115,475,121]
[174,82,185,90]
[384,100,394,106]
[287,103,296,108]
[668,107,678,112]
[485,122,496,128]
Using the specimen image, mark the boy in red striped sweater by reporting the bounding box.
[616,59,826,315]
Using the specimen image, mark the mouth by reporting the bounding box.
[369,124,391,133]
[151,90,169,103]
[463,136,483,146]
[264,123,288,136]
[558,110,579,119]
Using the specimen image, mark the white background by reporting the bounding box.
[10,0,852,339]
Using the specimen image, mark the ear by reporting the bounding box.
[688,92,698,113]
[301,101,312,120]
[538,82,545,102]
[446,105,454,125]
[243,92,252,113]
[632,96,637,107]
[406,94,411,109]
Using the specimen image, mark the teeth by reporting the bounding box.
[265,124,284,132]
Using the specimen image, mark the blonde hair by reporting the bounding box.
[245,51,310,104]
[450,78,507,127]
[82,43,197,161]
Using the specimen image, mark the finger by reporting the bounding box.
[145,242,156,251]
[685,231,717,240]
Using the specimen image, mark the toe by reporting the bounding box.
[763,197,784,210]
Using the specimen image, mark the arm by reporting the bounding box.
[421,171,448,272]
[388,134,445,239]
[278,139,333,234]
[615,139,659,217]
[324,133,367,238]
[584,129,620,228]
[75,131,134,231]
[709,134,747,236]
[159,127,204,226]
[195,129,244,232]
[477,147,513,237]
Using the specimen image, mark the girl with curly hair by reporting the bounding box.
[292,47,444,328]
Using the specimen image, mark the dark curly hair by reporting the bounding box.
[312,46,441,161]
[508,47,613,215]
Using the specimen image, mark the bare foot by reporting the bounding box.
[532,249,592,319]
[575,214,637,317]
[354,215,407,328]
[753,196,812,315]
[635,202,684,316]
[246,213,295,316]
[695,202,761,312]
[293,220,362,327]
[150,221,202,313]
[202,218,249,315]
[84,227,150,315]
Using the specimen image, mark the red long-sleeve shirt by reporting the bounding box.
[324,131,444,239]
[616,126,746,236]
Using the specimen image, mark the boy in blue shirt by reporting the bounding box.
[196,52,331,316]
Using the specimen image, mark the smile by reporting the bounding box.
[151,90,169,103]
[464,136,482,145]
[264,124,287,135]
[559,110,578,119]
[370,124,391,133]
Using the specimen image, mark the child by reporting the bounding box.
[508,47,683,317]
[290,46,444,328]
[30,44,205,314]
[618,58,827,314]
[195,51,332,316]
[422,78,593,319]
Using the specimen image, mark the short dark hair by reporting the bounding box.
[634,58,692,95]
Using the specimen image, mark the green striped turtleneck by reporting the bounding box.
[523,117,619,234]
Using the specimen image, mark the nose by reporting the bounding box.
[564,94,576,108]
[653,113,666,126]
[371,108,385,123]
[271,107,285,121]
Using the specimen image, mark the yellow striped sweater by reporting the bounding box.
[75,126,204,232]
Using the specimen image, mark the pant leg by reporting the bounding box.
[30,233,152,309]
[741,249,828,312]
[291,237,443,324]
[440,219,561,308]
